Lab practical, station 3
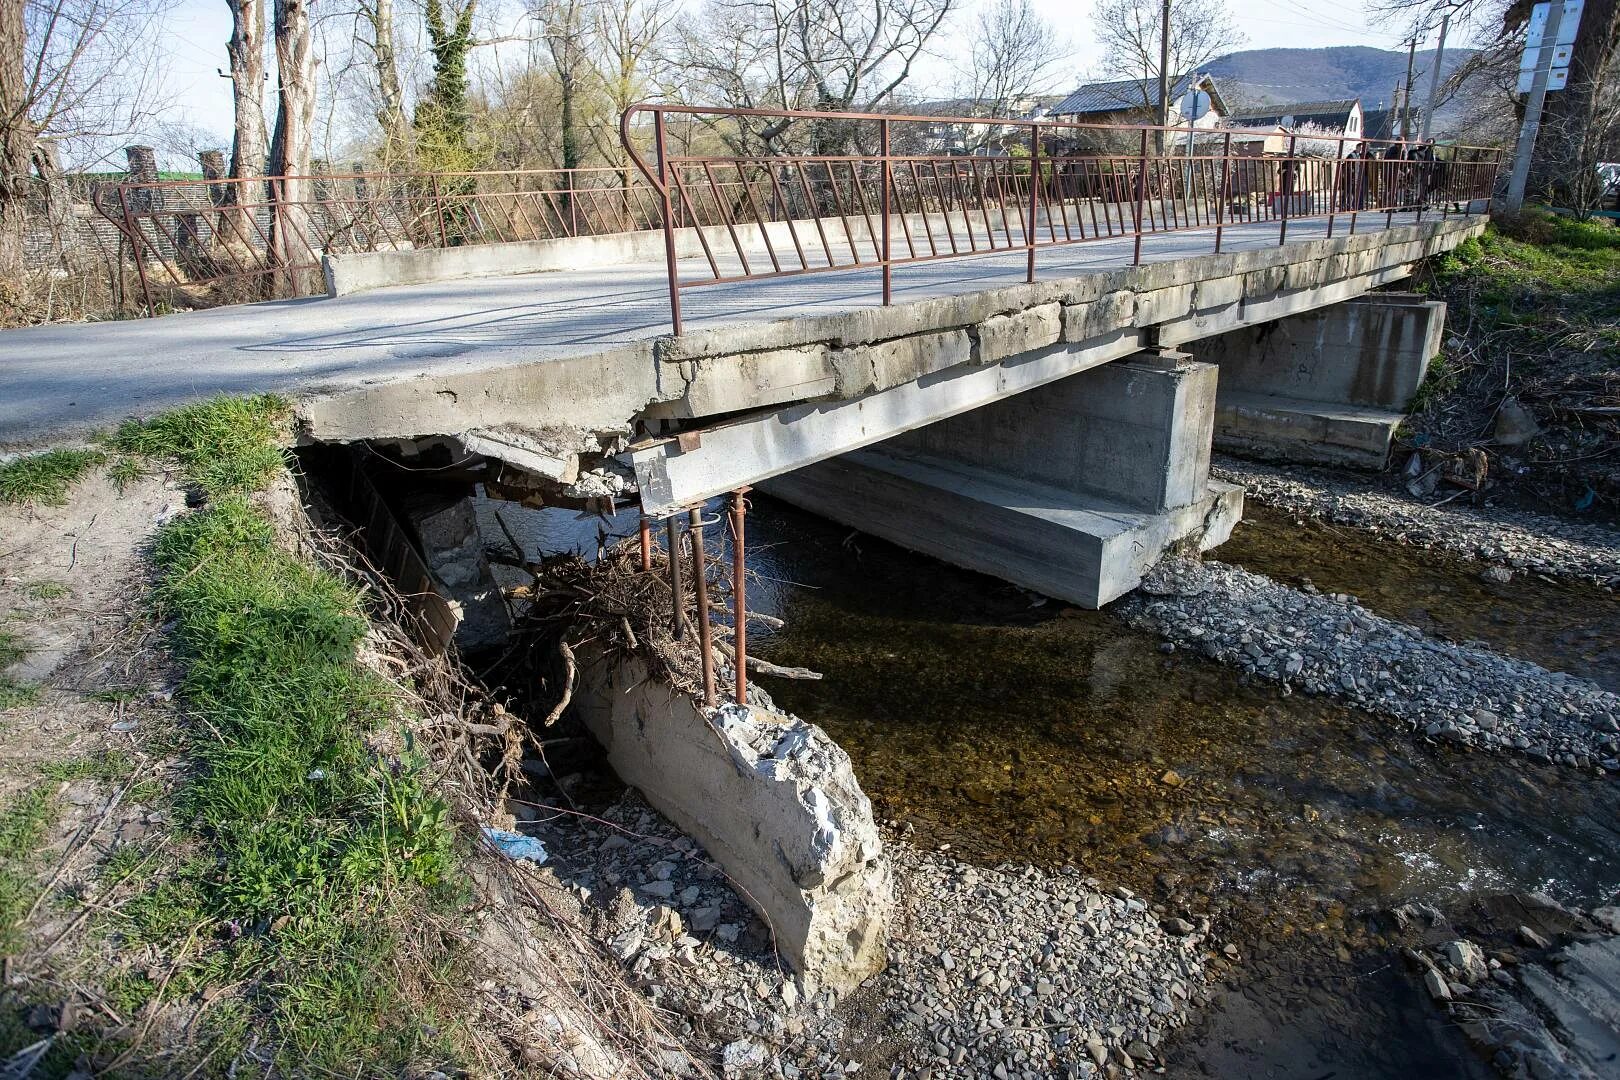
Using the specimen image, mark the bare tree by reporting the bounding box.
[1373,0,1619,203]
[1,0,169,274]
[267,0,317,286]
[953,0,1066,149]
[673,0,954,153]
[1091,0,1240,117]
[532,0,591,173]
[226,0,269,181]
[357,0,408,156]
[588,0,676,166]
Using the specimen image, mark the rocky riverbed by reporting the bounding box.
[1123,556,1620,771]
[1214,456,1620,589]
[513,792,1214,1078]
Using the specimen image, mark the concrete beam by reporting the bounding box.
[630,328,1144,517]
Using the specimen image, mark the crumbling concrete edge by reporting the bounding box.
[571,651,892,996]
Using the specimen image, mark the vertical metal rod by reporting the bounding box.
[1026,124,1040,283]
[730,489,749,707]
[119,185,157,317]
[880,118,893,306]
[1279,135,1296,246]
[638,516,652,572]
[431,174,449,248]
[1215,131,1231,254]
[666,515,685,641]
[688,508,716,707]
[653,110,684,335]
[1133,129,1148,265]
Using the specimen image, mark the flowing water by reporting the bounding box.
[487,493,1620,1079]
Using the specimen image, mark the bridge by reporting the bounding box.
[3,105,1492,612]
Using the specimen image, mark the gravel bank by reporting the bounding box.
[1214,457,1620,589]
[519,793,1214,1078]
[1121,557,1620,771]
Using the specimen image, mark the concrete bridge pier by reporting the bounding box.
[764,351,1243,609]
[1206,293,1446,468]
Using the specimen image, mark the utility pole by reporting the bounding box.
[1504,0,1568,212]
[1158,0,1172,153]
[1420,13,1450,141]
[1400,34,1418,139]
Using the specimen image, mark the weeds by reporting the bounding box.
[0,448,106,507]
[0,788,57,955]
[100,394,464,1072]
[25,581,69,602]
[0,632,36,711]
[41,749,135,784]
[110,394,288,499]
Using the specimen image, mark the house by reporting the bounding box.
[1224,99,1364,151]
[1049,73,1227,129]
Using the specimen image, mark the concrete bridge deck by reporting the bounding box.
[0,211,1463,448]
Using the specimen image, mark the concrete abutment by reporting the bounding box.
[1202,293,1446,468]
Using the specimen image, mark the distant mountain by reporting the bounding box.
[1202,46,1475,118]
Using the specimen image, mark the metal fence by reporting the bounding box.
[94,167,663,316]
[619,104,1505,334]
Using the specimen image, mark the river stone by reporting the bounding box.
[1443,940,1489,984]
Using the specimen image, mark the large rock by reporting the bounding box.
[572,653,891,994]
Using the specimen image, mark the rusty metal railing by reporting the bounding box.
[96,166,664,316]
[619,103,1505,334]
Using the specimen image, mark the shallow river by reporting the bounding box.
[492,493,1620,1079]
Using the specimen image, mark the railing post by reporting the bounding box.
[730,489,748,707]
[1133,128,1148,265]
[880,117,892,306]
[568,169,579,236]
[1279,134,1296,246]
[689,507,716,708]
[654,109,684,335]
[1026,124,1040,283]
[666,515,685,641]
[431,174,449,248]
[1215,131,1231,254]
[118,184,158,318]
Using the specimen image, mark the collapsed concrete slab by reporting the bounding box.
[572,653,891,995]
[1199,292,1445,468]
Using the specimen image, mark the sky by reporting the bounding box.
[145,0,1439,167]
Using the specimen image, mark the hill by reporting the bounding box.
[1203,45,1474,117]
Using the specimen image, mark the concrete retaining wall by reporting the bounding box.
[571,652,891,994]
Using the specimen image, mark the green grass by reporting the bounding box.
[95,395,465,1072]
[1433,212,1620,302]
[41,749,135,784]
[0,448,106,507]
[24,581,69,602]
[0,631,36,711]
[110,394,288,500]
[0,787,58,954]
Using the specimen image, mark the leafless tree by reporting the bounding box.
[357,0,408,155]
[953,0,1066,149]
[225,0,269,182]
[1091,0,1240,117]
[672,0,954,153]
[588,0,676,167]
[267,0,317,287]
[532,0,591,172]
[1372,0,1619,202]
[0,0,171,273]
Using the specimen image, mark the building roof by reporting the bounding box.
[1224,98,1360,131]
[1362,107,1415,141]
[1051,73,1223,118]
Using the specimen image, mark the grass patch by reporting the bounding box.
[0,787,58,954]
[94,395,466,1072]
[0,632,36,711]
[110,394,288,500]
[24,581,70,602]
[41,749,135,784]
[0,448,106,507]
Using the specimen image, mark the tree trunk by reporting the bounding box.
[368,0,407,160]
[226,0,269,183]
[1530,0,1620,203]
[268,0,316,295]
[0,0,34,280]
